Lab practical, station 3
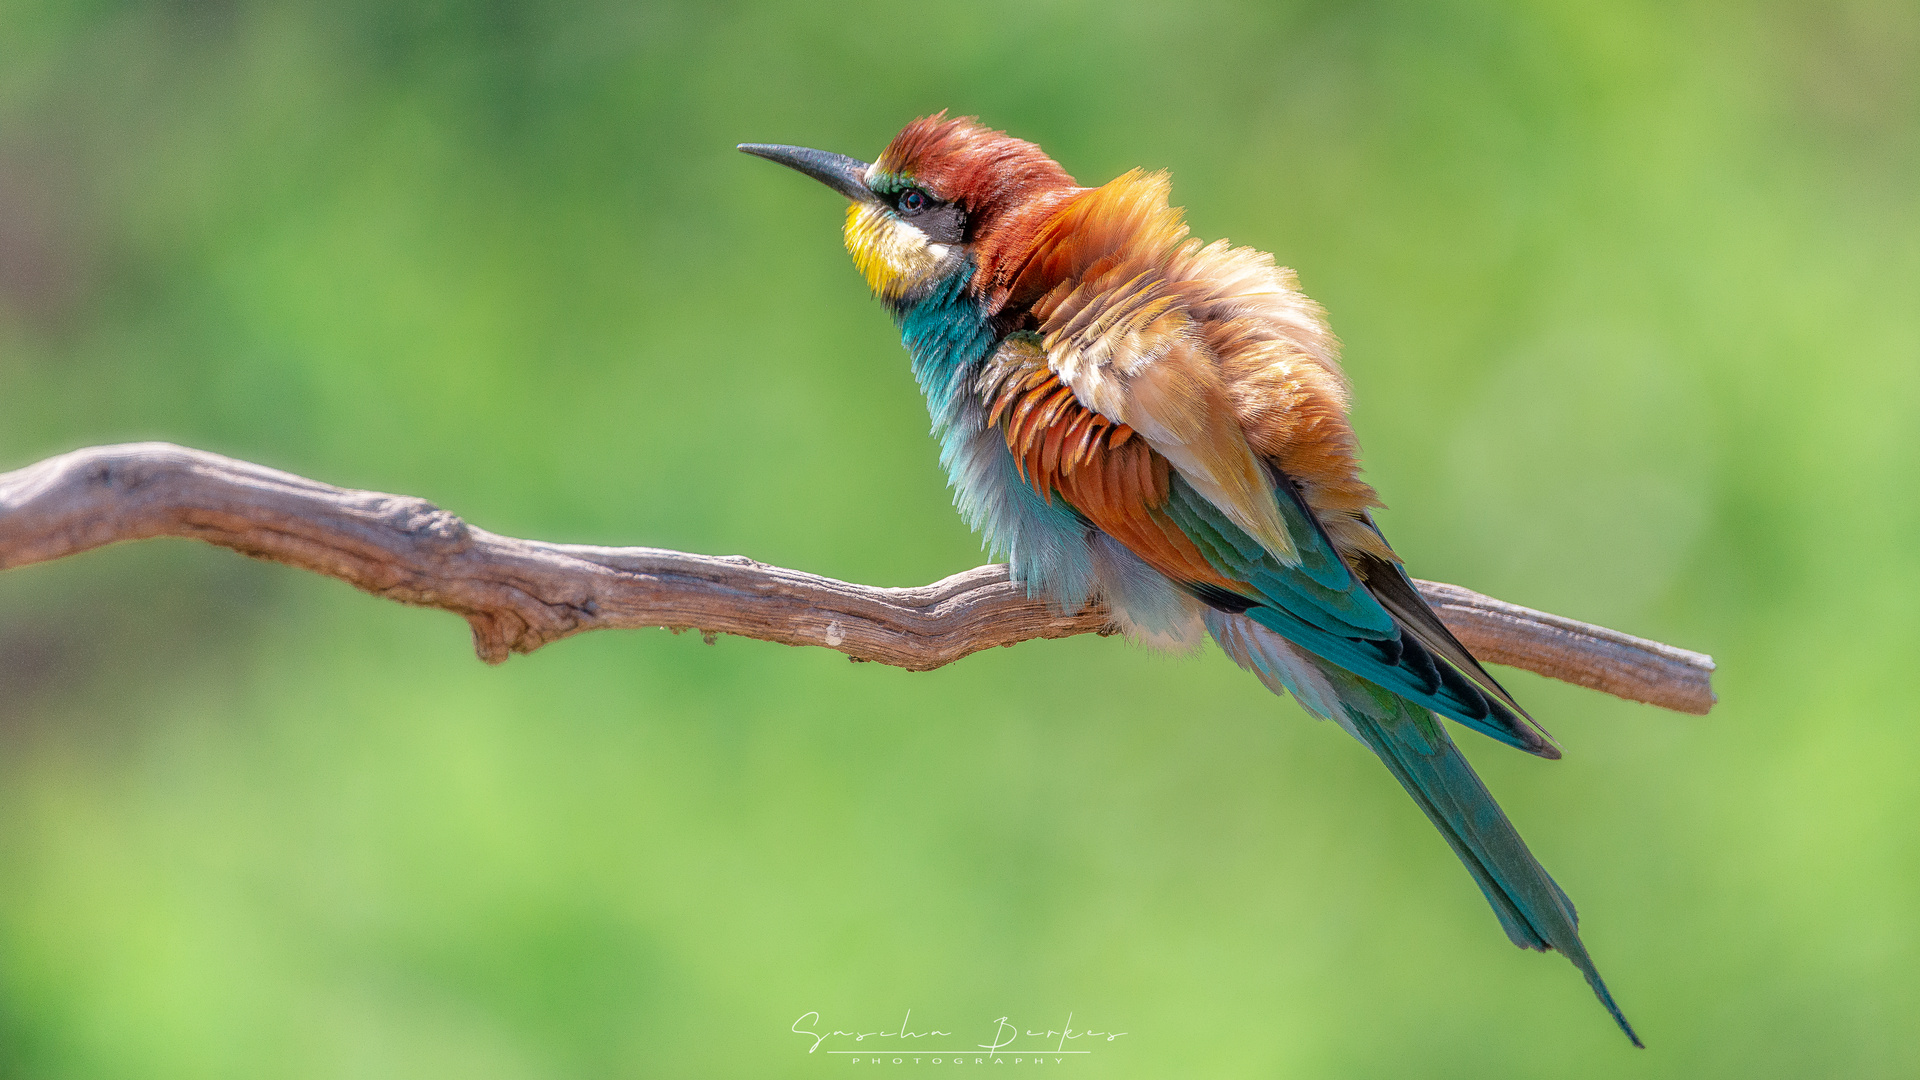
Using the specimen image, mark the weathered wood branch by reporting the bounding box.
[0,443,1715,714]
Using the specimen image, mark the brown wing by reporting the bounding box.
[979,342,1241,594]
[996,170,1303,565]
[981,339,1551,752]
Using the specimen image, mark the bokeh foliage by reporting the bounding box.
[2,0,1916,1075]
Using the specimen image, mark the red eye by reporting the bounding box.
[898,189,927,213]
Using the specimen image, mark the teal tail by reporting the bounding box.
[1344,689,1643,1048]
[1207,610,1641,1045]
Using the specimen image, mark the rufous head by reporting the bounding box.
[741,114,1078,306]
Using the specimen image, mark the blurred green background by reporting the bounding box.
[1,0,1916,1076]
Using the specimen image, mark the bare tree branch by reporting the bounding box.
[0,443,1716,714]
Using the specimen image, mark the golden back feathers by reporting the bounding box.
[996,169,1393,565]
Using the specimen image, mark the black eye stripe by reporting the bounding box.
[882,184,965,244]
[912,203,966,246]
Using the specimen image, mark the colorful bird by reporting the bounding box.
[741,114,1641,1047]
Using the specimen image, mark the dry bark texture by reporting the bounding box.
[0,443,1716,714]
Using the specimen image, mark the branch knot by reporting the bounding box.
[375,497,470,553]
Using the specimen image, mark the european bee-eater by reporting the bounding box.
[742,114,1641,1046]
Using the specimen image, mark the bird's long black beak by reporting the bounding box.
[738,143,875,202]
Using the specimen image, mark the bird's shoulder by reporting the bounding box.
[984,169,1389,562]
